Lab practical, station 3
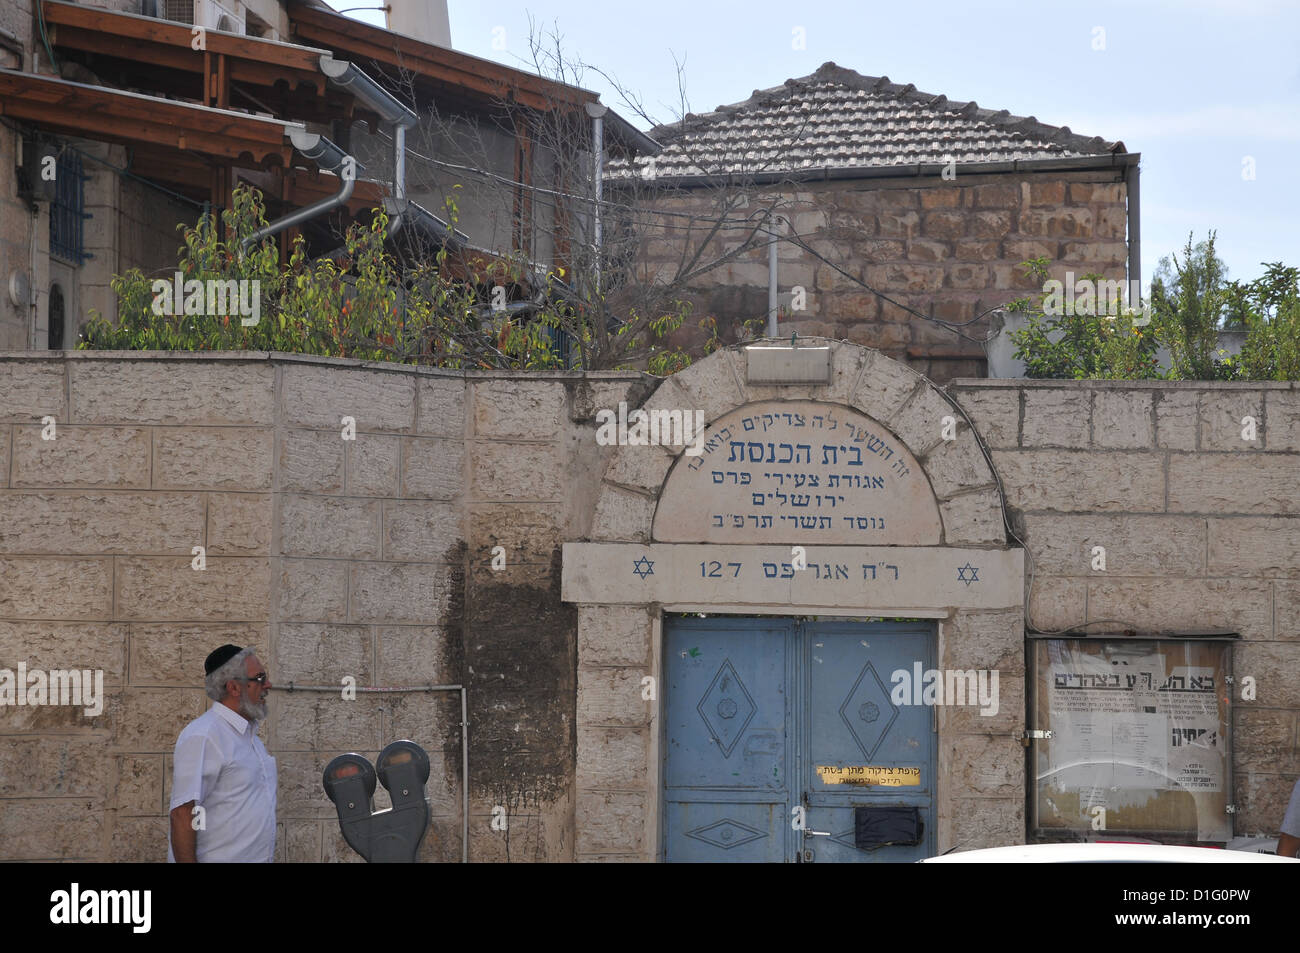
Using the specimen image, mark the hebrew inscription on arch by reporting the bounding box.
[652,401,941,545]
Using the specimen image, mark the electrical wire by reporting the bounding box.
[780,229,999,344]
[35,0,58,71]
[387,132,1014,342]
[68,142,207,210]
[15,98,1141,639]
[375,125,786,228]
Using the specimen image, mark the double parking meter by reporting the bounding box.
[322,740,431,863]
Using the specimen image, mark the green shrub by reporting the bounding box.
[1008,233,1300,381]
[1008,257,1160,379]
[80,184,719,374]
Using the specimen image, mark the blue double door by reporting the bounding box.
[662,616,936,862]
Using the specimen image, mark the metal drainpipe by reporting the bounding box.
[28,200,38,350]
[1125,159,1141,309]
[242,174,355,254]
[281,682,469,863]
[585,103,607,295]
[388,116,415,234]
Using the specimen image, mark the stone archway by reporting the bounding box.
[563,340,1026,861]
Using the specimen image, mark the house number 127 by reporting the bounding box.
[699,561,742,577]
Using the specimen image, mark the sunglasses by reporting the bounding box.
[243,673,269,684]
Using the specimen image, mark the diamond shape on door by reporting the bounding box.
[696,659,757,758]
[838,661,900,760]
[684,818,768,849]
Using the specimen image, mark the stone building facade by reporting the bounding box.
[1,342,1296,860]
[0,0,281,350]
[0,0,651,356]
[617,63,1139,383]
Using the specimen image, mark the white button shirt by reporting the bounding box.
[1283,778,1300,839]
[168,702,277,863]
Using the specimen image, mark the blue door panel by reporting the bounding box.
[663,616,937,863]
[804,621,935,862]
[663,618,791,863]
[663,619,789,791]
[663,803,786,862]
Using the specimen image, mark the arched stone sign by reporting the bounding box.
[563,340,1026,863]
[653,400,941,544]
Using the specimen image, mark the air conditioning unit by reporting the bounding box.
[155,0,245,32]
[198,0,245,34]
[16,138,58,205]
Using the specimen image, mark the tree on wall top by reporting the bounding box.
[1008,232,1300,380]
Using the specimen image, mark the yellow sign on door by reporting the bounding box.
[816,765,921,786]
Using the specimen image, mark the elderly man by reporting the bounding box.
[168,645,277,863]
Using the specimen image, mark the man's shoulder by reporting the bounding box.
[175,705,222,744]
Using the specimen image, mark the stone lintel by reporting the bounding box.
[563,543,1022,610]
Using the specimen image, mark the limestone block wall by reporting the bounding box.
[3,351,1299,860]
[0,351,646,862]
[633,170,1128,383]
[952,378,1300,837]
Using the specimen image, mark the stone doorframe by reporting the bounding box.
[563,341,1027,861]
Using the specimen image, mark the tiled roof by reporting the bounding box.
[613,62,1125,181]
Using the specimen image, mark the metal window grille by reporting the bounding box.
[48,284,65,349]
[546,324,576,367]
[162,0,194,24]
[49,151,91,265]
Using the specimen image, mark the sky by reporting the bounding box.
[326,0,1300,289]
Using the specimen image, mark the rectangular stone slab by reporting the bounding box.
[563,543,1023,610]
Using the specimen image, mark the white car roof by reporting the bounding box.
[920,842,1298,863]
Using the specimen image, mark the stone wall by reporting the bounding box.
[2,351,1297,861]
[0,351,647,861]
[952,378,1300,836]
[632,169,1128,383]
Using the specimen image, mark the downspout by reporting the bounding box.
[381,104,416,235]
[242,130,357,253]
[318,55,417,232]
[1124,157,1141,309]
[384,117,416,235]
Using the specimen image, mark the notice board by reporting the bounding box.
[1030,637,1233,842]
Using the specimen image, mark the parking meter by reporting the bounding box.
[323,740,431,862]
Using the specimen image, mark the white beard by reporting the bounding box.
[240,696,268,722]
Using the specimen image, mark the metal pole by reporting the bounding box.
[767,219,779,338]
[460,686,469,864]
[585,103,608,296]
